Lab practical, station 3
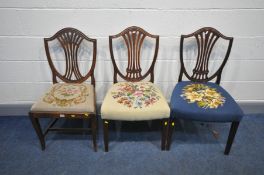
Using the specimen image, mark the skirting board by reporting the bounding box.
[0,102,263,116]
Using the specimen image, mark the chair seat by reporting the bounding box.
[31,83,95,113]
[101,82,170,121]
[170,81,243,122]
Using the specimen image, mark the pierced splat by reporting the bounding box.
[57,31,83,80]
[179,27,233,84]
[44,28,97,84]
[109,26,159,83]
[192,31,220,80]
[123,30,146,79]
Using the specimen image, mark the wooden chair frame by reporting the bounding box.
[29,27,97,151]
[109,26,159,83]
[178,27,233,85]
[166,27,239,155]
[103,26,168,151]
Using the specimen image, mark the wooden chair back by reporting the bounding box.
[179,27,233,84]
[44,27,97,85]
[109,26,159,83]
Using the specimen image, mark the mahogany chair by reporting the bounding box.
[101,26,170,151]
[167,27,244,155]
[29,27,97,151]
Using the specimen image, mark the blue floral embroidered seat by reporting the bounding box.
[167,27,244,155]
[170,81,243,122]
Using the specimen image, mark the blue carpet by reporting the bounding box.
[0,114,264,175]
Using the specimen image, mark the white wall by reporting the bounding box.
[1,0,264,106]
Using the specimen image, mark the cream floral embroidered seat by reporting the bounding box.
[101,26,170,152]
[31,83,95,113]
[101,82,170,121]
[29,28,97,151]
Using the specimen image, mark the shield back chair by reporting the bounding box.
[166,27,243,155]
[29,27,97,151]
[101,26,170,152]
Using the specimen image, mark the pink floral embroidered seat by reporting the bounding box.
[29,28,97,152]
[101,82,169,121]
[31,83,95,113]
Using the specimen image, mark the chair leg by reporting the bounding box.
[103,120,109,152]
[161,119,168,150]
[91,115,97,152]
[29,113,45,150]
[166,119,175,150]
[224,121,240,155]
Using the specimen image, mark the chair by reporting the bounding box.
[101,26,170,151]
[29,27,97,151]
[166,27,244,155]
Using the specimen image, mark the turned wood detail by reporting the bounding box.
[44,27,97,85]
[179,27,233,84]
[109,26,159,83]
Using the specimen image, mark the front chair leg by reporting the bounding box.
[161,119,169,150]
[91,115,97,152]
[224,121,240,155]
[103,120,109,152]
[29,113,46,150]
[166,119,175,150]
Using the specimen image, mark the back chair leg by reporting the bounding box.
[161,119,168,150]
[166,119,175,150]
[224,121,240,155]
[91,115,97,152]
[103,120,109,152]
[29,113,45,150]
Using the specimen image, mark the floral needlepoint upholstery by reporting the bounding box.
[101,82,170,121]
[170,81,243,122]
[31,83,95,113]
[111,82,161,108]
[181,84,225,109]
